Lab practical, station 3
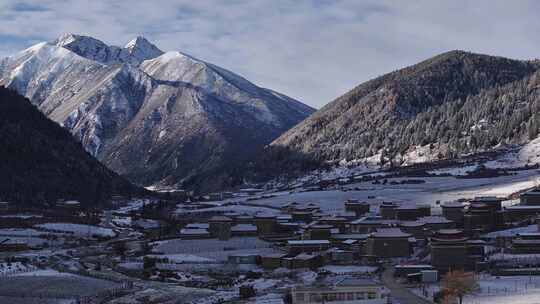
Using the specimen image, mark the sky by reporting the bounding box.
[1,1,540,109]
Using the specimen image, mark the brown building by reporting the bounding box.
[325,248,355,264]
[208,216,232,240]
[418,216,454,231]
[318,216,348,233]
[464,199,503,234]
[504,205,540,222]
[291,211,313,223]
[395,204,431,221]
[344,200,370,217]
[399,221,426,239]
[379,202,399,219]
[282,253,324,269]
[0,201,9,213]
[231,224,258,236]
[287,240,331,255]
[365,228,411,258]
[430,229,484,272]
[350,217,396,233]
[441,202,465,226]
[261,253,286,269]
[304,224,333,240]
[254,214,277,236]
[511,232,540,254]
[520,189,540,206]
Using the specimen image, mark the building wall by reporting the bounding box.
[292,285,387,304]
[365,237,410,258]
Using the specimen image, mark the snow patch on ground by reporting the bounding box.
[35,223,115,238]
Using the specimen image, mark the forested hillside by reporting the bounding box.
[0,87,143,206]
[270,51,540,170]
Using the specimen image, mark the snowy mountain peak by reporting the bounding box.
[123,36,163,62]
[54,33,79,46]
[52,33,162,66]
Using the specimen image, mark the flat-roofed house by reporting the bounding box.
[350,217,396,233]
[441,201,465,226]
[521,189,540,205]
[365,228,411,258]
[287,240,331,255]
[291,278,389,304]
[430,229,485,272]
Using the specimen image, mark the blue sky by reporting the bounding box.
[1,0,540,108]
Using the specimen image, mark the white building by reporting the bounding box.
[291,278,389,304]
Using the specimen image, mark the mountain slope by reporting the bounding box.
[0,34,314,192]
[0,86,141,206]
[271,50,540,170]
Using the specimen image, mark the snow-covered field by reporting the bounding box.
[244,170,540,213]
[413,275,540,304]
[153,237,271,254]
[35,223,115,238]
[175,204,280,216]
[152,237,278,262]
[464,275,540,304]
[0,272,119,298]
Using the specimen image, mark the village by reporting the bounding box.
[4,171,540,304]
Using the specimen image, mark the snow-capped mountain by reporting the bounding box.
[54,33,163,65]
[0,34,314,192]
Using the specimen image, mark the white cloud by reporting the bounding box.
[1,0,540,108]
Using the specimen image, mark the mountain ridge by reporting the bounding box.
[0,34,315,193]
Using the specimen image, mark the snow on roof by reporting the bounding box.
[399,221,426,227]
[287,240,330,245]
[321,265,377,274]
[294,253,318,260]
[471,196,503,202]
[505,205,540,210]
[209,216,233,221]
[231,224,257,232]
[371,228,411,238]
[180,228,209,235]
[437,229,463,235]
[395,264,433,269]
[332,233,370,240]
[418,216,452,224]
[483,224,538,238]
[133,219,160,229]
[350,216,396,225]
[185,223,209,229]
[512,239,540,245]
[308,224,333,229]
[441,201,465,208]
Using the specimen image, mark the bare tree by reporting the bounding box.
[441,270,479,304]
